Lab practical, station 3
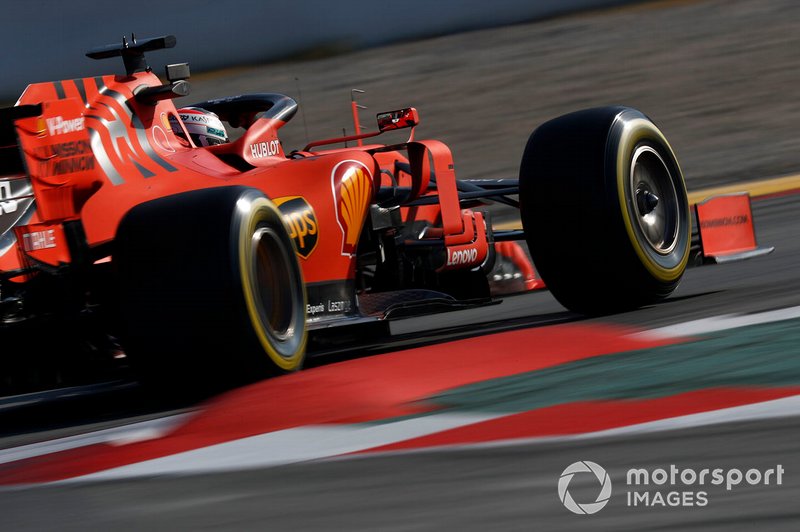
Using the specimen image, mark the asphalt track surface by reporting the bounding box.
[4,1,800,530]
[185,0,800,191]
[6,187,799,532]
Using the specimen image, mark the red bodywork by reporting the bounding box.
[1,70,493,325]
[1,36,775,400]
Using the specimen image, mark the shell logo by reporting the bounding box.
[332,160,372,255]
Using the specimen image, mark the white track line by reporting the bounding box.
[634,305,800,340]
[0,414,190,465]
[69,413,501,483]
[344,393,800,461]
[6,305,800,484]
[66,394,800,483]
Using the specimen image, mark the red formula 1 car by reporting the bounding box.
[0,35,771,395]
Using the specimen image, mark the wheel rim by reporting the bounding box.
[629,145,680,255]
[251,226,296,346]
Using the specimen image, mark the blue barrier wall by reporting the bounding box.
[0,0,634,100]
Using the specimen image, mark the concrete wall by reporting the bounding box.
[1,0,636,100]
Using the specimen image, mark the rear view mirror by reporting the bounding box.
[377,108,419,132]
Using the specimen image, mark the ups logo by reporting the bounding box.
[275,196,318,259]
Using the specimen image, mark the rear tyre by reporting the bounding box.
[519,107,690,314]
[114,186,307,396]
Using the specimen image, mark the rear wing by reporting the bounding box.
[12,97,102,221]
[0,105,41,260]
[1,98,104,274]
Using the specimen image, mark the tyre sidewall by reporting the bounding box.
[232,191,307,371]
[606,111,690,283]
[115,186,308,394]
[519,106,690,314]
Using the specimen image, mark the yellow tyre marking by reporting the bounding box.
[239,196,307,371]
[613,118,690,282]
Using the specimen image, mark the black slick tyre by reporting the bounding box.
[519,107,690,314]
[114,186,307,396]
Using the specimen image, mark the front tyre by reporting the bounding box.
[114,186,307,396]
[519,107,690,314]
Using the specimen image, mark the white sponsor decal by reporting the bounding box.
[307,303,325,316]
[46,116,85,136]
[446,247,478,266]
[0,181,18,215]
[327,299,351,313]
[22,229,56,251]
[250,140,281,158]
[306,299,352,316]
[151,125,175,153]
[180,114,210,123]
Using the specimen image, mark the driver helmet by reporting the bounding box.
[170,107,228,146]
